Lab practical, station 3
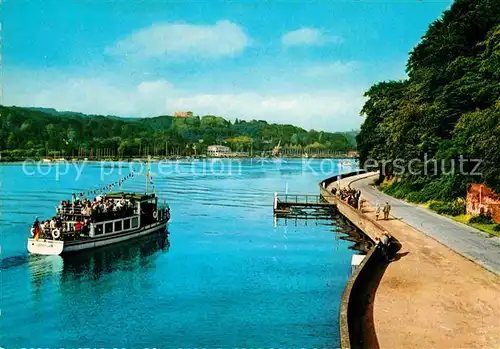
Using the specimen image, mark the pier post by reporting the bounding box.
[274,192,278,211]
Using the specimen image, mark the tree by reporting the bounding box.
[357,0,500,200]
[0,105,357,159]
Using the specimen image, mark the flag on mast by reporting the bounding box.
[34,225,40,240]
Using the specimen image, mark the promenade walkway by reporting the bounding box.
[351,174,500,275]
[327,173,500,348]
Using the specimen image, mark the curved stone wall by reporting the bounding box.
[320,172,388,349]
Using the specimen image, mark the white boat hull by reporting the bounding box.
[27,220,168,256]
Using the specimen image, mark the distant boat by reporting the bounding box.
[42,158,52,163]
[341,161,352,167]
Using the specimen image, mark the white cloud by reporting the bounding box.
[105,20,251,59]
[29,78,140,116]
[4,74,364,131]
[281,28,342,47]
[304,61,357,77]
[169,91,364,131]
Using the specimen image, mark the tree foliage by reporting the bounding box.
[357,0,500,197]
[0,106,356,159]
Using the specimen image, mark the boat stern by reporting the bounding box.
[27,238,64,255]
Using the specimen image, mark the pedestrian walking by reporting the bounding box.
[375,202,381,220]
[383,201,391,220]
[358,197,364,212]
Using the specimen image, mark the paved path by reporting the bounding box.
[350,174,500,275]
[326,173,500,348]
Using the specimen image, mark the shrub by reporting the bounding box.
[429,199,466,216]
[469,212,494,224]
[406,191,427,203]
[493,224,500,232]
[380,175,467,204]
[382,179,423,200]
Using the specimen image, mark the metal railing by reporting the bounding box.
[57,206,87,216]
[276,194,324,204]
[275,193,338,204]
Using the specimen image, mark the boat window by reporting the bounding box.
[95,224,103,235]
[124,219,131,230]
[132,217,139,228]
[114,220,122,232]
[105,222,113,234]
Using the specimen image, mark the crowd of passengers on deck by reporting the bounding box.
[31,215,90,239]
[58,195,136,218]
[31,193,169,240]
[30,195,137,239]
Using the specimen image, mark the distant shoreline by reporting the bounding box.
[0,155,358,164]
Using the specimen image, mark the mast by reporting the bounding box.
[143,156,155,194]
[146,160,150,193]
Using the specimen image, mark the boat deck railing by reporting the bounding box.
[57,206,138,222]
[57,206,89,216]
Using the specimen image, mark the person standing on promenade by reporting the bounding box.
[374,231,391,261]
[383,201,391,220]
[358,196,364,212]
[375,202,381,220]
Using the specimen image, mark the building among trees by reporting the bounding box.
[207,145,231,157]
[174,111,193,118]
[467,184,500,223]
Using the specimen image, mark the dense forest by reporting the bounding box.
[0,105,356,159]
[356,0,500,212]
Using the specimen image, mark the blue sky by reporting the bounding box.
[3,0,452,131]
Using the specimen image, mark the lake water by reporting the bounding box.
[0,158,367,348]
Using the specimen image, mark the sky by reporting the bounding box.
[2,0,452,132]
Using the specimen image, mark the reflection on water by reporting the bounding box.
[28,254,65,301]
[62,230,170,282]
[274,214,374,254]
[29,230,170,289]
[338,229,374,253]
[334,216,374,253]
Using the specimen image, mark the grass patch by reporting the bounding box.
[442,214,500,237]
[376,180,500,237]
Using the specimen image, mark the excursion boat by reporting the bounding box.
[27,187,170,256]
[341,160,352,167]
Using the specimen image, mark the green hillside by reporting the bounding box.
[357,0,500,201]
[0,105,356,159]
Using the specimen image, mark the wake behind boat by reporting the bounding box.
[27,168,170,255]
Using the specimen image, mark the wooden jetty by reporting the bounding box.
[273,193,337,215]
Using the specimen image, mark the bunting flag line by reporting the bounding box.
[73,172,136,198]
